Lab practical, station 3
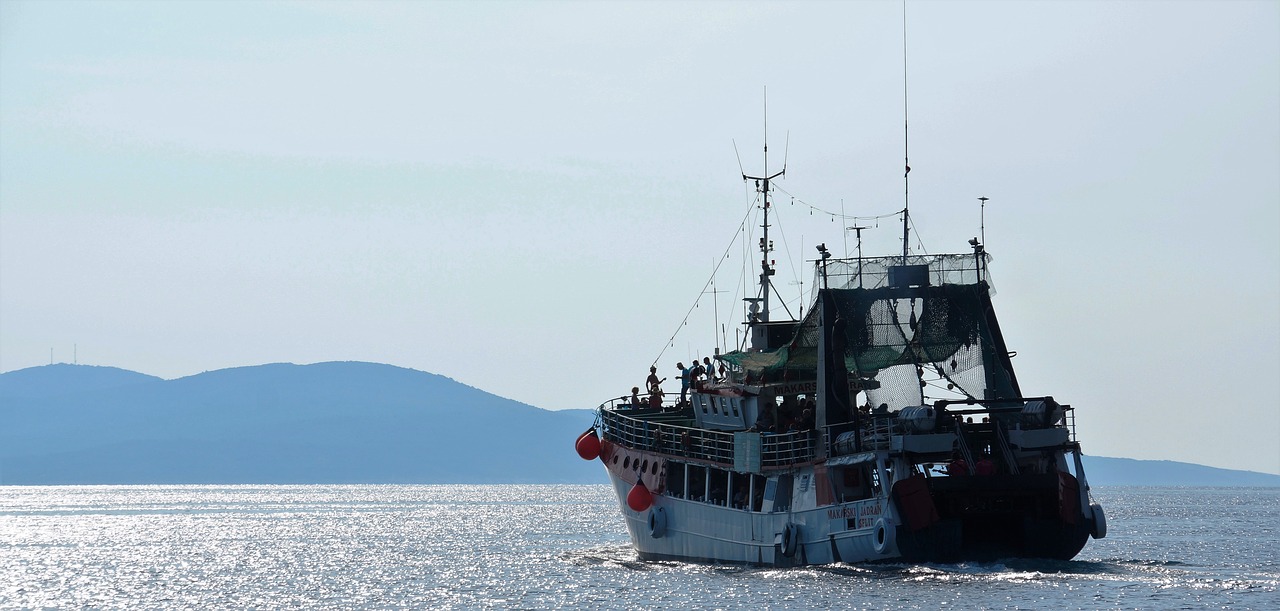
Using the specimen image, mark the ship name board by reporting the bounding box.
[827,500,883,529]
[771,380,865,396]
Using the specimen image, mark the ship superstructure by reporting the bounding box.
[573,133,1105,565]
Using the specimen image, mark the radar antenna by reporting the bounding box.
[742,87,786,351]
[847,225,868,288]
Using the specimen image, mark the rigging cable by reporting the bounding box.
[652,194,760,367]
[772,183,901,223]
[910,215,930,255]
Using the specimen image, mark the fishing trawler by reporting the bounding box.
[573,146,1106,566]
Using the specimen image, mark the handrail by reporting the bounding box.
[599,398,1077,470]
[600,407,816,467]
[760,430,817,467]
[953,418,976,472]
[992,421,1021,475]
[933,395,1060,409]
[1065,408,1077,445]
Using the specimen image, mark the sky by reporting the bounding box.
[1,1,1277,475]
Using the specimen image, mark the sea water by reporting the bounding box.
[1,485,1276,609]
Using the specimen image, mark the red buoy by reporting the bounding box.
[627,479,653,512]
[575,429,601,461]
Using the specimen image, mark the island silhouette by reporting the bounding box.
[2,362,1276,486]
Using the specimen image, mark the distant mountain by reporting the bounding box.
[0,362,604,485]
[1080,456,1280,487]
[1,362,1276,486]
[0,363,161,398]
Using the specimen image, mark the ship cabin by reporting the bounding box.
[599,252,1084,523]
[600,389,1080,518]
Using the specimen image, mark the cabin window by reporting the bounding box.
[766,474,792,513]
[833,466,873,503]
[751,474,766,512]
[666,462,686,499]
[673,465,770,510]
[707,469,729,506]
[688,465,708,503]
[730,472,752,510]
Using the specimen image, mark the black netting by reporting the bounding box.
[718,253,1016,409]
[864,363,923,411]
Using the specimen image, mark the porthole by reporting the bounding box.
[623,457,631,470]
[642,459,649,472]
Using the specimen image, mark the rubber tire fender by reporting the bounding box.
[781,523,800,558]
[648,506,667,539]
[873,517,896,555]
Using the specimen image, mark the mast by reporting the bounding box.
[815,243,852,447]
[901,0,911,264]
[743,167,783,350]
[743,96,784,351]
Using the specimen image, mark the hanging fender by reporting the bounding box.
[873,518,896,555]
[1090,503,1107,539]
[780,523,800,558]
[648,506,667,539]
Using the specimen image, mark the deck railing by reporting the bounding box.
[598,398,1077,468]
[760,430,818,467]
[599,407,817,468]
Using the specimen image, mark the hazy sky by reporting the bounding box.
[2,1,1277,474]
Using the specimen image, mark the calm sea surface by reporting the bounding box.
[1,485,1276,610]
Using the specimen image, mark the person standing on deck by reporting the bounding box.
[975,453,996,476]
[944,451,970,477]
[677,362,691,405]
[649,385,665,410]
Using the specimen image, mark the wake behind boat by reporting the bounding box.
[572,135,1106,566]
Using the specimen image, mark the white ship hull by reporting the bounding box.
[602,441,902,566]
[590,399,1103,566]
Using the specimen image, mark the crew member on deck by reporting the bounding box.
[649,384,665,410]
[945,451,970,477]
[799,408,815,431]
[975,453,996,476]
[646,366,663,393]
[629,387,642,408]
[677,362,691,404]
[752,406,775,433]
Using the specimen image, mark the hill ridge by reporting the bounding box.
[2,362,1275,486]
